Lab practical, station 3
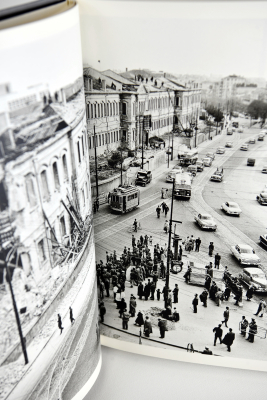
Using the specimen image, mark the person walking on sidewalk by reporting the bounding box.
[179,245,183,260]
[129,295,137,317]
[213,324,223,345]
[165,205,169,217]
[99,302,106,323]
[208,242,214,257]
[195,237,201,252]
[69,307,75,324]
[254,298,266,317]
[192,294,199,313]
[222,306,230,327]
[222,328,235,352]
[214,253,221,269]
[156,205,161,218]
[247,318,257,343]
[122,309,131,330]
[173,284,179,303]
[133,219,138,232]
[158,318,167,338]
[240,316,249,337]
[144,316,153,337]
[57,314,64,334]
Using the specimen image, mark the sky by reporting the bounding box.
[0,3,83,93]
[79,0,267,81]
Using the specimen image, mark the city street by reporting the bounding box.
[95,117,267,360]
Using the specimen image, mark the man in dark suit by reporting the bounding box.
[158,318,167,338]
[173,284,179,303]
[222,328,235,352]
[213,324,223,345]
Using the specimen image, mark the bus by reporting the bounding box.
[178,149,198,166]
[174,173,192,199]
[109,185,140,213]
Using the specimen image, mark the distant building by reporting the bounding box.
[213,75,246,99]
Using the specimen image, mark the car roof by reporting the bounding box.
[200,213,212,218]
[243,267,265,274]
[228,202,239,207]
[237,244,253,250]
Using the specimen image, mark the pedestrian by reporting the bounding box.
[246,318,257,343]
[149,236,153,246]
[156,205,161,218]
[246,285,254,301]
[195,237,201,252]
[150,282,156,300]
[99,302,106,323]
[173,284,179,303]
[69,307,75,324]
[156,288,161,301]
[214,253,221,269]
[133,219,138,232]
[161,188,165,199]
[119,298,127,318]
[184,266,192,283]
[224,285,231,301]
[179,245,183,260]
[192,294,198,313]
[99,280,105,299]
[163,220,168,233]
[200,289,208,307]
[122,308,131,330]
[165,205,169,217]
[240,316,249,337]
[104,278,110,297]
[161,201,166,212]
[208,242,214,257]
[57,314,64,334]
[137,282,144,300]
[254,299,266,317]
[213,324,223,345]
[222,328,235,352]
[135,311,144,326]
[129,295,137,317]
[132,234,136,248]
[144,316,153,337]
[221,307,230,327]
[158,318,167,338]
[202,346,213,355]
[95,197,99,212]
[173,307,180,322]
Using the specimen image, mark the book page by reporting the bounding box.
[0,2,101,399]
[79,0,267,372]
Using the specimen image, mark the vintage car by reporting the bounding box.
[249,138,256,144]
[227,130,233,135]
[206,152,215,161]
[187,165,197,176]
[196,160,204,172]
[258,133,265,141]
[210,169,223,182]
[247,158,255,166]
[239,267,267,293]
[231,244,261,266]
[240,144,248,151]
[216,147,225,154]
[135,170,152,186]
[221,201,242,216]
[166,169,183,182]
[257,192,267,205]
[172,165,184,173]
[262,166,267,174]
[202,157,212,167]
[259,233,267,248]
[194,213,217,231]
[225,141,233,148]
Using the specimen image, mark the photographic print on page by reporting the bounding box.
[0,2,101,399]
[79,0,267,371]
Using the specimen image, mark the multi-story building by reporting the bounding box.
[213,75,246,99]
[0,81,91,284]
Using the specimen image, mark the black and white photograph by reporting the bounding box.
[79,0,267,369]
[0,2,101,399]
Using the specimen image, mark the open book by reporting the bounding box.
[1,1,267,399]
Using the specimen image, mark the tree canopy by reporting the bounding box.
[247,100,267,124]
[205,105,224,123]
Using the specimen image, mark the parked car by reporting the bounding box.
[227,130,233,135]
[239,267,267,293]
[262,165,267,174]
[240,144,248,151]
[135,170,152,186]
[258,133,265,141]
[249,138,255,144]
[232,121,239,128]
[172,165,184,173]
[206,152,215,161]
[257,192,267,205]
[194,213,217,231]
[259,233,267,248]
[216,147,225,154]
[210,168,223,182]
[231,244,261,266]
[196,160,204,172]
[225,141,233,148]
[202,157,212,167]
[221,201,242,216]
[247,158,255,166]
[166,170,179,182]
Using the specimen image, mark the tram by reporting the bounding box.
[109,185,140,213]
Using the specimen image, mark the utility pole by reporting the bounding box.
[94,125,99,198]
[165,179,174,308]
[141,126,144,169]
[4,253,29,365]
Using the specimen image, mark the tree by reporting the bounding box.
[247,100,267,126]
[107,151,123,168]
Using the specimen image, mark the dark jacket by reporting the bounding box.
[213,326,223,337]
[223,332,235,345]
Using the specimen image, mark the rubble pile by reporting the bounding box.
[143,307,176,331]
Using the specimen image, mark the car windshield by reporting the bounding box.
[240,248,253,254]
[137,172,147,177]
[202,215,211,220]
[229,204,238,209]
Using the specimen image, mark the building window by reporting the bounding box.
[102,134,105,145]
[86,104,90,119]
[25,174,37,207]
[81,135,85,156]
[98,103,100,117]
[52,162,60,190]
[82,188,85,207]
[85,181,88,199]
[60,216,66,238]
[38,239,46,263]
[62,154,68,181]
[94,104,97,118]
[122,103,127,115]
[40,170,49,201]
[77,141,81,163]
[98,135,101,146]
